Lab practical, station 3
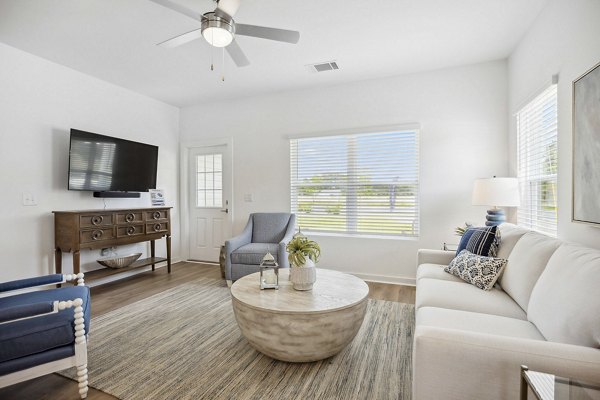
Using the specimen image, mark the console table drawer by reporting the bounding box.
[146,222,169,233]
[80,228,115,243]
[80,213,113,228]
[147,210,169,221]
[116,212,144,225]
[116,224,145,238]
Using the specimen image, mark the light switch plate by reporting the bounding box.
[22,192,37,206]
[244,193,253,202]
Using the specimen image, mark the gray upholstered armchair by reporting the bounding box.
[225,213,297,281]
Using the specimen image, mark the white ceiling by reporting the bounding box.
[0,0,547,107]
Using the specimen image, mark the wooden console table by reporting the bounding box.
[53,207,172,281]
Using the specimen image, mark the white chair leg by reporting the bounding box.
[77,364,88,399]
[226,280,233,288]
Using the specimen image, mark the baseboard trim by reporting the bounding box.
[326,269,416,286]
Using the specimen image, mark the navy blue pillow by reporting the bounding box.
[456,226,500,257]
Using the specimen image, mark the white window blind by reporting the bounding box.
[290,130,419,238]
[516,84,558,237]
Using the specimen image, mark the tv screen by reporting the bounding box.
[68,129,158,192]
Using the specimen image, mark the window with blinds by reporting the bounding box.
[516,84,558,237]
[290,130,419,238]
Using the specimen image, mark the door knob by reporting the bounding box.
[220,208,229,214]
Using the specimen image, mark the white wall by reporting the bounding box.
[181,60,508,283]
[508,0,600,248]
[0,43,180,282]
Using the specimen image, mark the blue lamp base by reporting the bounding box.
[485,209,505,226]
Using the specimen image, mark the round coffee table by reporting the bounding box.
[230,268,369,362]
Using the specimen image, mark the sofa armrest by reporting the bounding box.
[0,273,85,293]
[416,249,455,267]
[0,301,55,324]
[413,326,600,400]
[224,218,253,279]
[277,214,297,268]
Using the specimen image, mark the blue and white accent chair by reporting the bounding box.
[225,213,297,282]
[0,273,90,398]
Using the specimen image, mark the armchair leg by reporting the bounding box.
[77,364,88,399]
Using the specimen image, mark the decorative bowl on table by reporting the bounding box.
[97,253,142,269]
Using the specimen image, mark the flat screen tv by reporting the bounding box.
[68,129,158,193]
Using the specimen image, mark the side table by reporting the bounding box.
[520,365,600,400]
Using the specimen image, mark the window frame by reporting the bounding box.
[289,126,420,239]
[516,84,558,237]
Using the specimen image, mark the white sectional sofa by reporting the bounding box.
[413,223,600,400]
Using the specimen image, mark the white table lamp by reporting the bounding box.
[472,177,520,226]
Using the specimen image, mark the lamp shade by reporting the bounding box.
[472,177,520,207]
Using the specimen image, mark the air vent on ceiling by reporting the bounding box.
[306,61,340,73]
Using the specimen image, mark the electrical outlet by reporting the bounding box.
[244,193,253,202]
[22,192,37,206]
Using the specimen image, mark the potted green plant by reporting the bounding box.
[286,233,320,290]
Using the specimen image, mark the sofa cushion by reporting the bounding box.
[416,307,545,340]
[231,243,279,265]
[499,231,561,311]
[528,243,600,347]
[456,226,500,257]
[417,264,465,283]
[0,286,90,364]
[251,213,292,243]
[416,278,527,320]
[445,250,507,291]
[496,223,529,259]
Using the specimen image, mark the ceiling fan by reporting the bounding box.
[150,0,300,68]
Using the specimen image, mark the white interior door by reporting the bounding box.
[188,145,232,262]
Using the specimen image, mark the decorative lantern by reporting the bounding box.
[259,252,279,290]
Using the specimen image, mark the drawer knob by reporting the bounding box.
[127,226,136,235]
[153,211,161,220]
[91,215,104,226]
[125,213,135,222]
[92,230,103,240]
[154,223,161,232]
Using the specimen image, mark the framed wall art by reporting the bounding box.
[573,60,600,225]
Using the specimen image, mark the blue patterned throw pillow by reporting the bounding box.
[456,226,500,257]
[445,250,507,290]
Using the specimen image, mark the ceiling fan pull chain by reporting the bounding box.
[210,29,214,71]
[222,47,225,81]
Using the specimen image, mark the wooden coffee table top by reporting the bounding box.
[230,268,369,314]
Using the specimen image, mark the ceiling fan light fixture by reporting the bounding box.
[201,14,235,47]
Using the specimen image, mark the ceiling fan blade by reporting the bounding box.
[216,0,240,18]
[226,40,250,67]
[157,28,203,48]
[149,0,204,22]
[235,24,300,44]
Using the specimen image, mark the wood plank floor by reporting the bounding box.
[0,262,416,400]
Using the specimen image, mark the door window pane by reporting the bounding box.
[196,153,223,208]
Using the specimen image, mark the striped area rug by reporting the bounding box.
[62,278,414,400]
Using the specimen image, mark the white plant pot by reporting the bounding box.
[290,258,316,291]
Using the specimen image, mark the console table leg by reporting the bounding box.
[150,240,156,271]
[73,250,80,275]
[55,248,62,274]
[166,235,172,273]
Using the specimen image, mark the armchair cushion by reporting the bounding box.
[231,243,279,265]
[0,286,90,364]
[0,345,74,376]
[251,213,293,243]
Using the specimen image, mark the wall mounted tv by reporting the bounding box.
[68,129,158,198]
